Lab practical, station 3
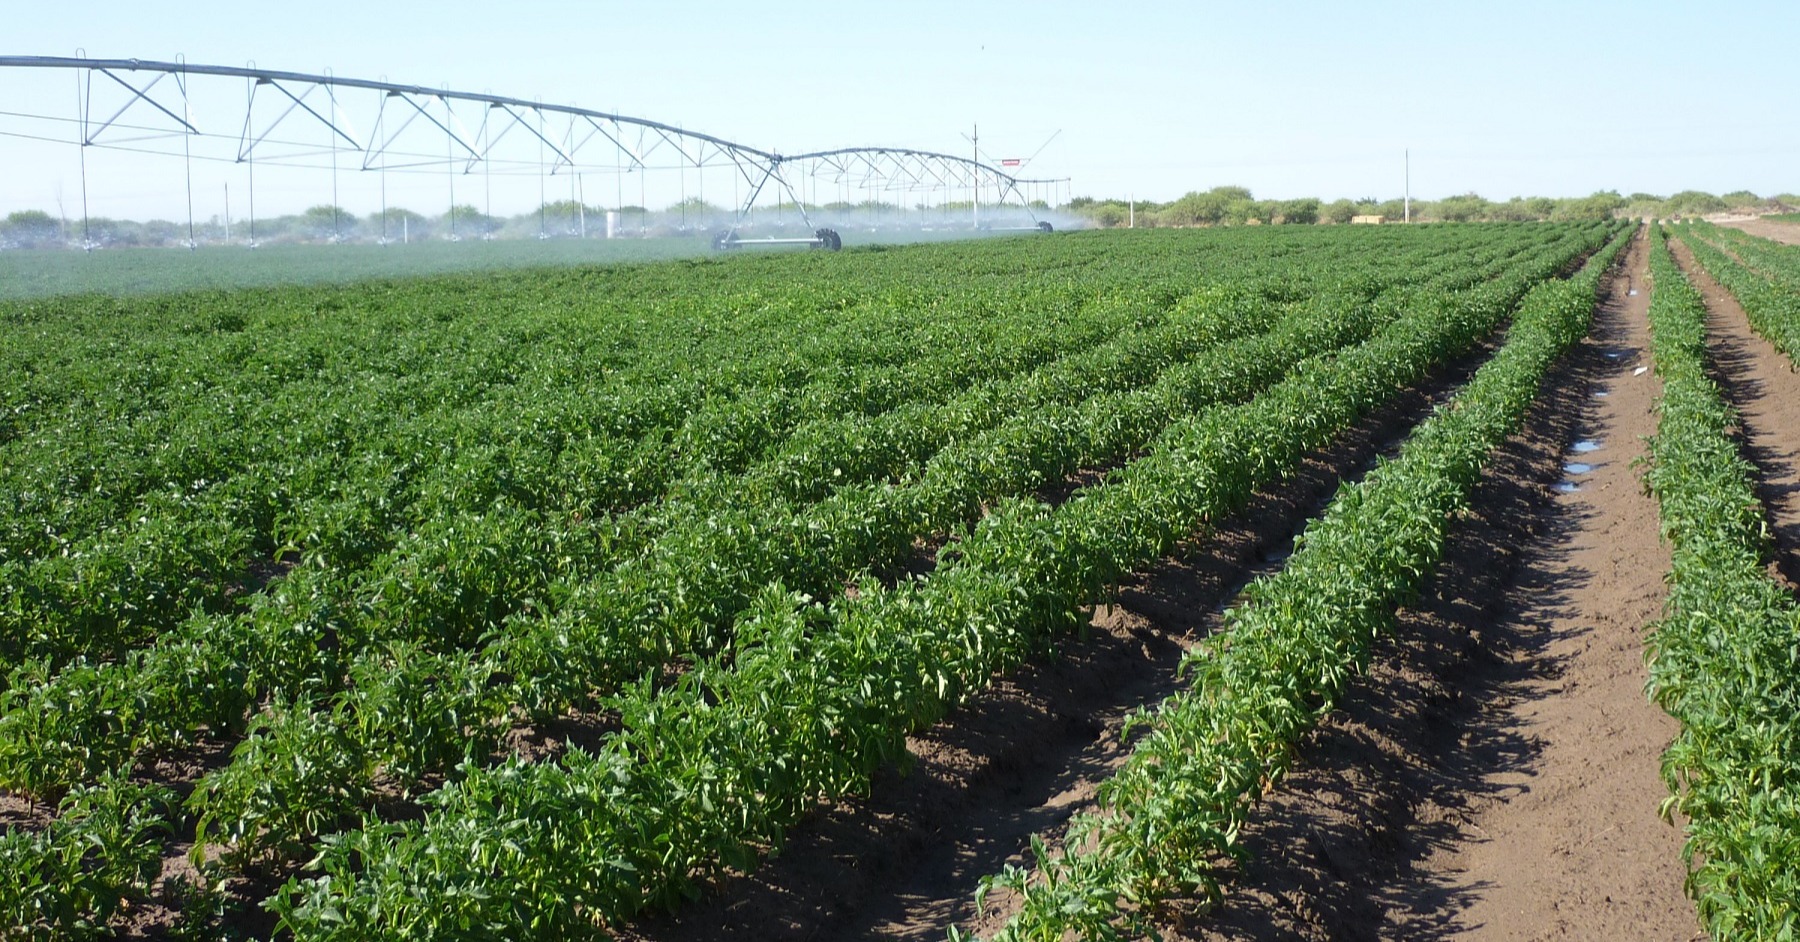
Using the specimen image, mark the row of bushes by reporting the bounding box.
[1067,187,1799,228]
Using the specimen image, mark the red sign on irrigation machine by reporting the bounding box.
[1001,158,1022,167]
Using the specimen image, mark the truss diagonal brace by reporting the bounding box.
[490,104,571,169]
[265,79,361,150]
[384,91,479,162]
[732,157,813,231]
[237,79,369,161]
[88,68,196,143]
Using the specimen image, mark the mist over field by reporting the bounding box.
[0,217,1080,300]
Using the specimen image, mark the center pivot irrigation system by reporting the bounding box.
[0,55,1069,251]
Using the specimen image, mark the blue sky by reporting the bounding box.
[3,0,1795,219]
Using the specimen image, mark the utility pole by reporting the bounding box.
[1404,149,1411,224]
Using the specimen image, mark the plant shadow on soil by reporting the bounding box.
[1706,336,1800,587]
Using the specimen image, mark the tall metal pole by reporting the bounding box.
[483,103,493,239]
[971,123,979,229]
[445,96,456,241]
[329,82,341,242]
[537,107,546,238]
[76,67,91,249]
[243,71,256,246]
[180,59,195,248]
[376,89,388,244]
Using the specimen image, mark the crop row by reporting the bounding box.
[953,227,1627,941]
[262,228,1620,940]
[1675,221,1800,367]
[1641,226,1799,939]
[0,772,172,938]
[1688,219,1800,286]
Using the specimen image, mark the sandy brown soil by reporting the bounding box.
[616,326,1505,942]
[0,793,54,832]
[1719,215,1800,247]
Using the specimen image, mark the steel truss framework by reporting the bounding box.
[0,55,1067,246]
